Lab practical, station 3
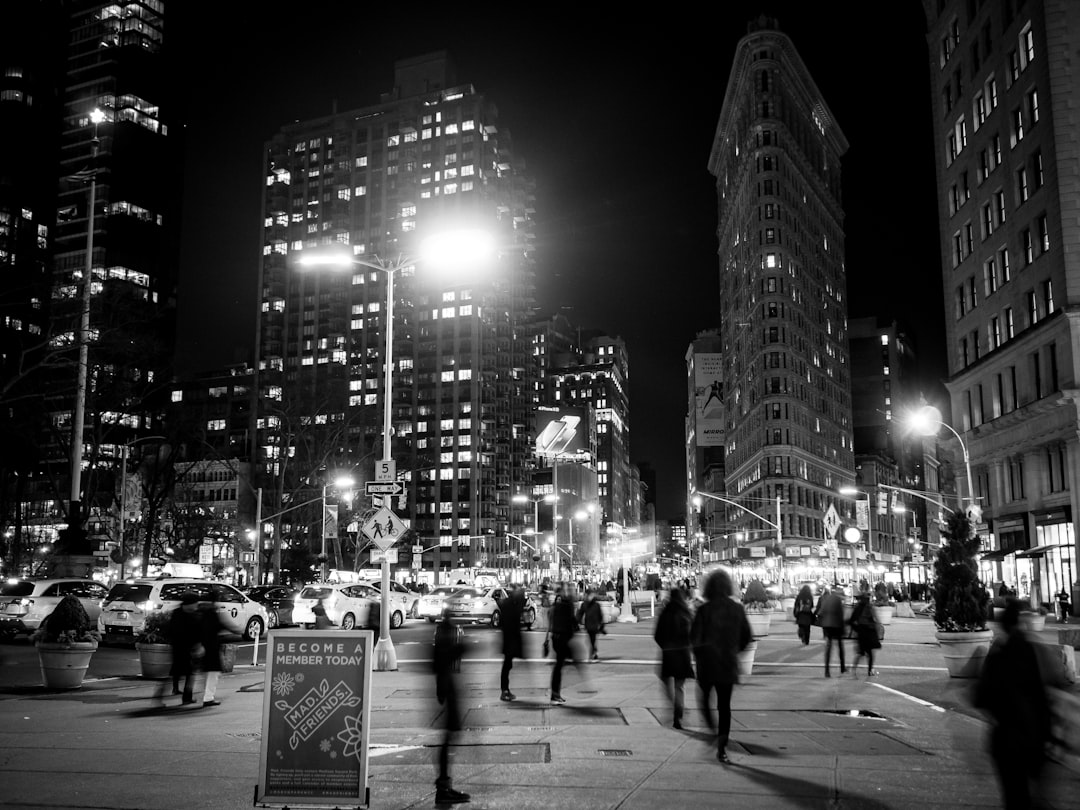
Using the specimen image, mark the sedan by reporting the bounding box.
[243,586,299,629]
[443,587,536,629]
[416,586,460,622]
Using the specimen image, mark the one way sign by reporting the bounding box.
[365,481,405,497]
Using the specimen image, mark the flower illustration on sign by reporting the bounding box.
[336,713,364,761]
[272,672,296,697]
[320,739,332,753]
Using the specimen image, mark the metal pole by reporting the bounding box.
[117,444,128,575]
[320,484,329,582]
[553,458,559,581]
[253,487,262,585]
[374,265,397,671]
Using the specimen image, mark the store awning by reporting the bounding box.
[1014,544,1067,559]
[980,549,1012,562]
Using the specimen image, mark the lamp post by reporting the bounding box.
[320,475,355,582]
[65,108,106,553]
[296,230,493,672]
[907,405,975,510]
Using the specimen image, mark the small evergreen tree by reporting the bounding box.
[741,579,770,612]
[932,511,989,632]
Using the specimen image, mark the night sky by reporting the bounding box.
[172,3,945,520]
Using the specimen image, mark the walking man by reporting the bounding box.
[691,570,752,763]
[433,610,469,803]
[814,584,847,677]
[549,585,581,703]
[577,588,605,662]
[499,584,525,701]
[198,598,226,707]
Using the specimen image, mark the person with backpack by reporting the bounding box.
[848,587,881,678]
[793,584,816,646]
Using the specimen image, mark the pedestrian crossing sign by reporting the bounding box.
[362,507,407,550]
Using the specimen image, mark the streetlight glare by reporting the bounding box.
[295,247,354,269]
[89,108,105,124]
[907,404,944,436]
[332,475,356,489]
[839,486,859,496]
[418,228,494,268]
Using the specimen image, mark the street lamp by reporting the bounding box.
[321,474,355,583]
[296,229,493,672]
[906,405,975,510]
[64,107,106,554]
[839,486,874,560]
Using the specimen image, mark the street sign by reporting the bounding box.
[370,548,399,564]
[823,504,840,539]
[361,507,407,551]
[365,481,405,497]
[374,460,396,482]
[411,545,423,555]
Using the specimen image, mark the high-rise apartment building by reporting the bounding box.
[923,0,1078,603]
[256,53,537,580]
[1,2,179,563]
[707,17,855,569]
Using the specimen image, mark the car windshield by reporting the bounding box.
[104,583,153,604]
[430,587,457,596]
[299,586,333,600]
[0,581,34,597]
[246,587,275,599]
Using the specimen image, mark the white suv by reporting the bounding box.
[0,578,109,636]
[98,578,268,644]
[292,582,407,630]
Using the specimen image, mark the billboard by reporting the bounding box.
[694,352,725,447]
[534,406,588,459]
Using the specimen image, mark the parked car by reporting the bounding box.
[416,586,461,622]
[443,586,537,629]
[243,585,299,629]
[0,578,109,637]
[98,578,268,644]
[356,580,412,623]
[369,580,421,618]
[292,582,405,630]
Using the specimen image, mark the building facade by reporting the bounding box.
[707,17,855,580]
[923,0,1078,606]
[255,53,537,582]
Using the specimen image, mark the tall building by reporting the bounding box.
[256,53,537,582]
[685,330,725,557]
[707,17,855,573]
[1,2,180,566]
[922,0,1078,604]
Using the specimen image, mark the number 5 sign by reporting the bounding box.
[374,460,396,483]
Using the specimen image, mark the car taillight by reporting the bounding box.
[137,601,161,612]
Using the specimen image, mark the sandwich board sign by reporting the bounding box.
[256,629,373,808]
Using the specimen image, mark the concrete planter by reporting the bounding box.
[37,641,98,689]
[780,597,796,621]
[736,640,758,678]
[936,629,993,678]
[746,611,771,638]
[1020,612,1046,633]
[872,605,895,626]
[136,642,172,679]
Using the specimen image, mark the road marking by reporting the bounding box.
[868,681,947,712]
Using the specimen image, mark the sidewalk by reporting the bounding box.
[1,637,1078,810]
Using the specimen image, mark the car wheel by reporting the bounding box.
[390,610,404,630]
[341,613,356,630]
[244,617,265,641]
[491,609,501,628]
[524,608,536,629]
[267,611,280,630]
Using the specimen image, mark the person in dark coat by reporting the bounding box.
[163,591,202,704]
[848,589,881,677]
[433,610,469,804]
[975,598,1052,810]
[793,585,816,645]
[654,587,695,729]
[691,570,752,763]
[577,589,606,662]
[499,585,525,701]
[814,585,847,677]
[198,600,225,707]
[548,585,582,703]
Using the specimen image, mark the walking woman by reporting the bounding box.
[654,587,694,729]
[848,588,881,678]
[793,585,816,646]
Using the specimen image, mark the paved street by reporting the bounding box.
[1,610,1077,809]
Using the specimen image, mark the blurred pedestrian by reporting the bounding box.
[367,597,381,642]
[848,588,881,678]
[793,584,816,646]
[157,591,202,705]
[691,570,752,763]
[549,585,582,703]
[577,589,606,662]
[499,584,525,701]
[433,611,469,803]
[814,585,847,677]
[312,596,334,629]
[198,599,226,707]
[975,598,1052,810]
[654,587,694,729]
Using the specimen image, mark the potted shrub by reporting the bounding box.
[33,593,100,689]
[933,511,992,678]
[871,581,895,626]
[135,611,173,679]
[741,579,772,638]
